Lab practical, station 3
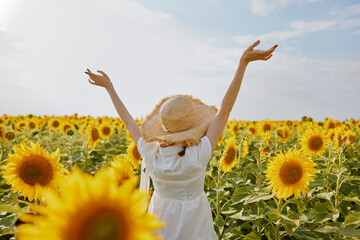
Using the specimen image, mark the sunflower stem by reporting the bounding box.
[275,198,283,240]
[334,152,342,213]
[237,139,243,172]
[216,161,221,240]
[256,149,262,233]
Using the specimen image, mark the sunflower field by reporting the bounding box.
[0,114,359,240]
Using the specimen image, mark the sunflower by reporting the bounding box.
[126,141,142,169]
[345,130,356,144]
[228,121,239,136]
[5,131,15,142]
[28,119,38,130]
[324,118,336,131]
[277,126,291,142]
[96,155,138,188]
[16,120,28,132]
[355,122,360,131]
[0,124,5,140]
[16,167,164,240]
[260,131,271,155]
[2,141,68,201]
[348,118,356,126]
[49,118,61,132]
[247,124,257,136]
[265,149,317,199]
[241,139,250,158]
[334,130,347,148]
[60,121,74,134]
[327,129,337,142]
[99,122,113,139]
[87,124,100,150]
[259,120,273,134]
[220,138,238,172]
[300,127,330,157]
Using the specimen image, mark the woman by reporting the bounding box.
[85,40,277,239]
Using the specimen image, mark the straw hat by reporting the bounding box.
[141,94,218,146]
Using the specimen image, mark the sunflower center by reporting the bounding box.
[29,122,36,129]
[19,156,53,186]
[279,162,303,185]
[263,124,271,132]
[102,127,111,135]
[78,209,125,240]
[249,127,256,134]
[225,147,236,164]
[328,122,335,129]
[133,147,141,160]
[91,128,99,141]
[308,136,323,151]
[52,121,60,128]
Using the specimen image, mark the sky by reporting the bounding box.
[0,0,359,122]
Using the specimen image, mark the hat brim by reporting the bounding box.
[141,94,218,146]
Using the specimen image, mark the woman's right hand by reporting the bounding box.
[85,68,113,90]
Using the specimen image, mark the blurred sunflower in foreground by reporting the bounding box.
[265,149,317,199]
[2,141,69,202]
[16,167,164,240]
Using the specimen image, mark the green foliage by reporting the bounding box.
[0,117,359,239]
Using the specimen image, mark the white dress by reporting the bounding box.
[137,136,218,240]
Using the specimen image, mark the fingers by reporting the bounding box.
[88,79,95,85]
[247,40,260,51]
[263,54,273,61]
[97,70,107,77]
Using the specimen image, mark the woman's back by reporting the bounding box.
[138,135,217,240]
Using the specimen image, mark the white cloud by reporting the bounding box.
[247,0,321,16]
[1,0,359,121]
[231,17,359,46]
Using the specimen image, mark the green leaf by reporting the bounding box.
[288,199,307,214]
[292,226,330,240]
[316,191,334,202]
[0,213,18,235]
[315,222,341,234]
[0,203,28,214]
[338,227,360,237]
[279,214,300,234]
[243,231,262,240]
[267,209,280,222]
[342,196,360,202]
[241,191,273,205]
[343,211,360,228]
[230,209,261,221]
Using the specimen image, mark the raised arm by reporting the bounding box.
[85,69,141,144]
[206,40,278,151]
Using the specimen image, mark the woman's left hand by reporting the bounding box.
[240,40,278,64]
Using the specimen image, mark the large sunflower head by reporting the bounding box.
[300,127,330,157]
[98,122,114,139]
[2,141,69,202]
[265,148,317,199]
[126,141,142,169]
[220,138,238,172]
[16,167,164,240]
[49,118,61,131]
